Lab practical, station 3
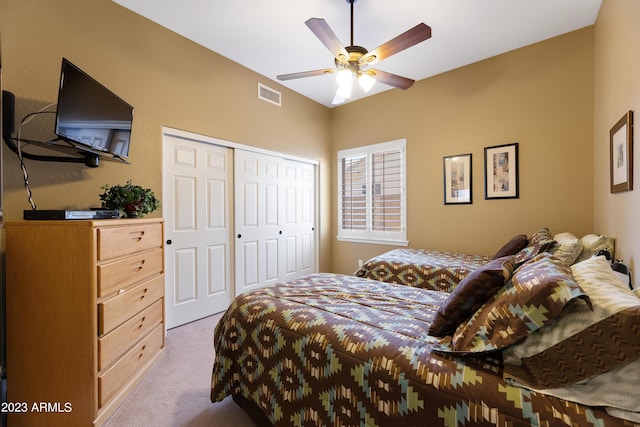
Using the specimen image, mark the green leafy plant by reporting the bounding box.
[100,180,160,217]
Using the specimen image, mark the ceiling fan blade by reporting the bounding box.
[305,18,349,60]
[361,23,432,65]
[369,69,415,90]
[277,69,336,81]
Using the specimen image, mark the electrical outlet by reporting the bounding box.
[358,259,363,267]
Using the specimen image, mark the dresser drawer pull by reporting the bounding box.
[139,345,147,359]
[130,260,146,272]
[130,230,146,242]
[137,316,146,330]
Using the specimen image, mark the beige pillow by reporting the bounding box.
[549,232,582,265]
[575,233,615,262]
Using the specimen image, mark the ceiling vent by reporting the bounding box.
[258,83,281,107]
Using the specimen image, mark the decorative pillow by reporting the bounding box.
[513,228,556,264]
[548,232,583,265]
[492,235,528,259]
[503,255,640,388]
[436,253,589,353]
[575,233,615,263]
[428,256,516,337]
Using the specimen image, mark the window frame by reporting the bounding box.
[337,139,408,246]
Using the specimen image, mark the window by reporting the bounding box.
[337,139,407,245]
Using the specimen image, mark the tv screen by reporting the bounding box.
[55,58,134,159]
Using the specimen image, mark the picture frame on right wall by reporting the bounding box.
[610,110,634,193]
[484,142,519,199]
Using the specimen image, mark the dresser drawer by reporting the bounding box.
[99,299,163,370]
[98,248,163,298]
[98,223,163,261]
[99,274,164,335]
[98,324,164,408]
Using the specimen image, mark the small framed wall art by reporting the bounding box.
[443,153,472,204]
[484,142,519,199]
[610,110,634,193]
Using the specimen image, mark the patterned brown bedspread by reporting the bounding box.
[354,248,493,292]
[210,273,633,427]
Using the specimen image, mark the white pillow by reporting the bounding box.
[575,234,615,263]
[549,232,582,265]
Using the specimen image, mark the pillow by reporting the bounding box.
[428,256,516,337]
[575,233,615,263]
[513,228,556,264]
[492,235,528,259]
[436,253,589,353]
[503,255,640,389]
[548,232,583,265]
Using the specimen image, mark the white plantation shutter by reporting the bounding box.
[372,149,402,231]
[338,139,407,245]
[340,155,367,230]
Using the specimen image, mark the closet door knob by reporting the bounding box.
[166,239,172,245]
[237,234,242,239]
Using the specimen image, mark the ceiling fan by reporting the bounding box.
[277,0,432,104]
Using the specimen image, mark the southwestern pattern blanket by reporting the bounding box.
[210,273,632,427]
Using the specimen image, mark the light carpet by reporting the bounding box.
[103,312,256,427]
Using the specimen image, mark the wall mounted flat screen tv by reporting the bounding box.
[55,58,134,160]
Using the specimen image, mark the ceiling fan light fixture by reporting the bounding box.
[358,71,375,93]
[336,69,353,98]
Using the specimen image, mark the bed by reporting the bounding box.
[210,250,640,427]
[352,229,617,293]
[353,247,494,292]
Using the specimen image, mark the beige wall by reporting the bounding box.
[330,28,595,274]
[6,1,634,280]
[593,0,640,279]
[0,0,332,271]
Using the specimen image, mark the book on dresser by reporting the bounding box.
[5,218,165,427]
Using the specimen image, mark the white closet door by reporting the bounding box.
[163,133,233,329]
[280,158,316,282]
[234,150,283,295]
[234,150,316,296]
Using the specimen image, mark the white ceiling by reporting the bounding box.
[112,0,602,108]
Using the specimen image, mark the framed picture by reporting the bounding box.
[484,142,519,199]
[610,110,634,193]
[443,153,472,204]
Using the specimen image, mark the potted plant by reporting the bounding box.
[99,180,160,218]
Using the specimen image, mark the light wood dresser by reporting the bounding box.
[5,218,165,426]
